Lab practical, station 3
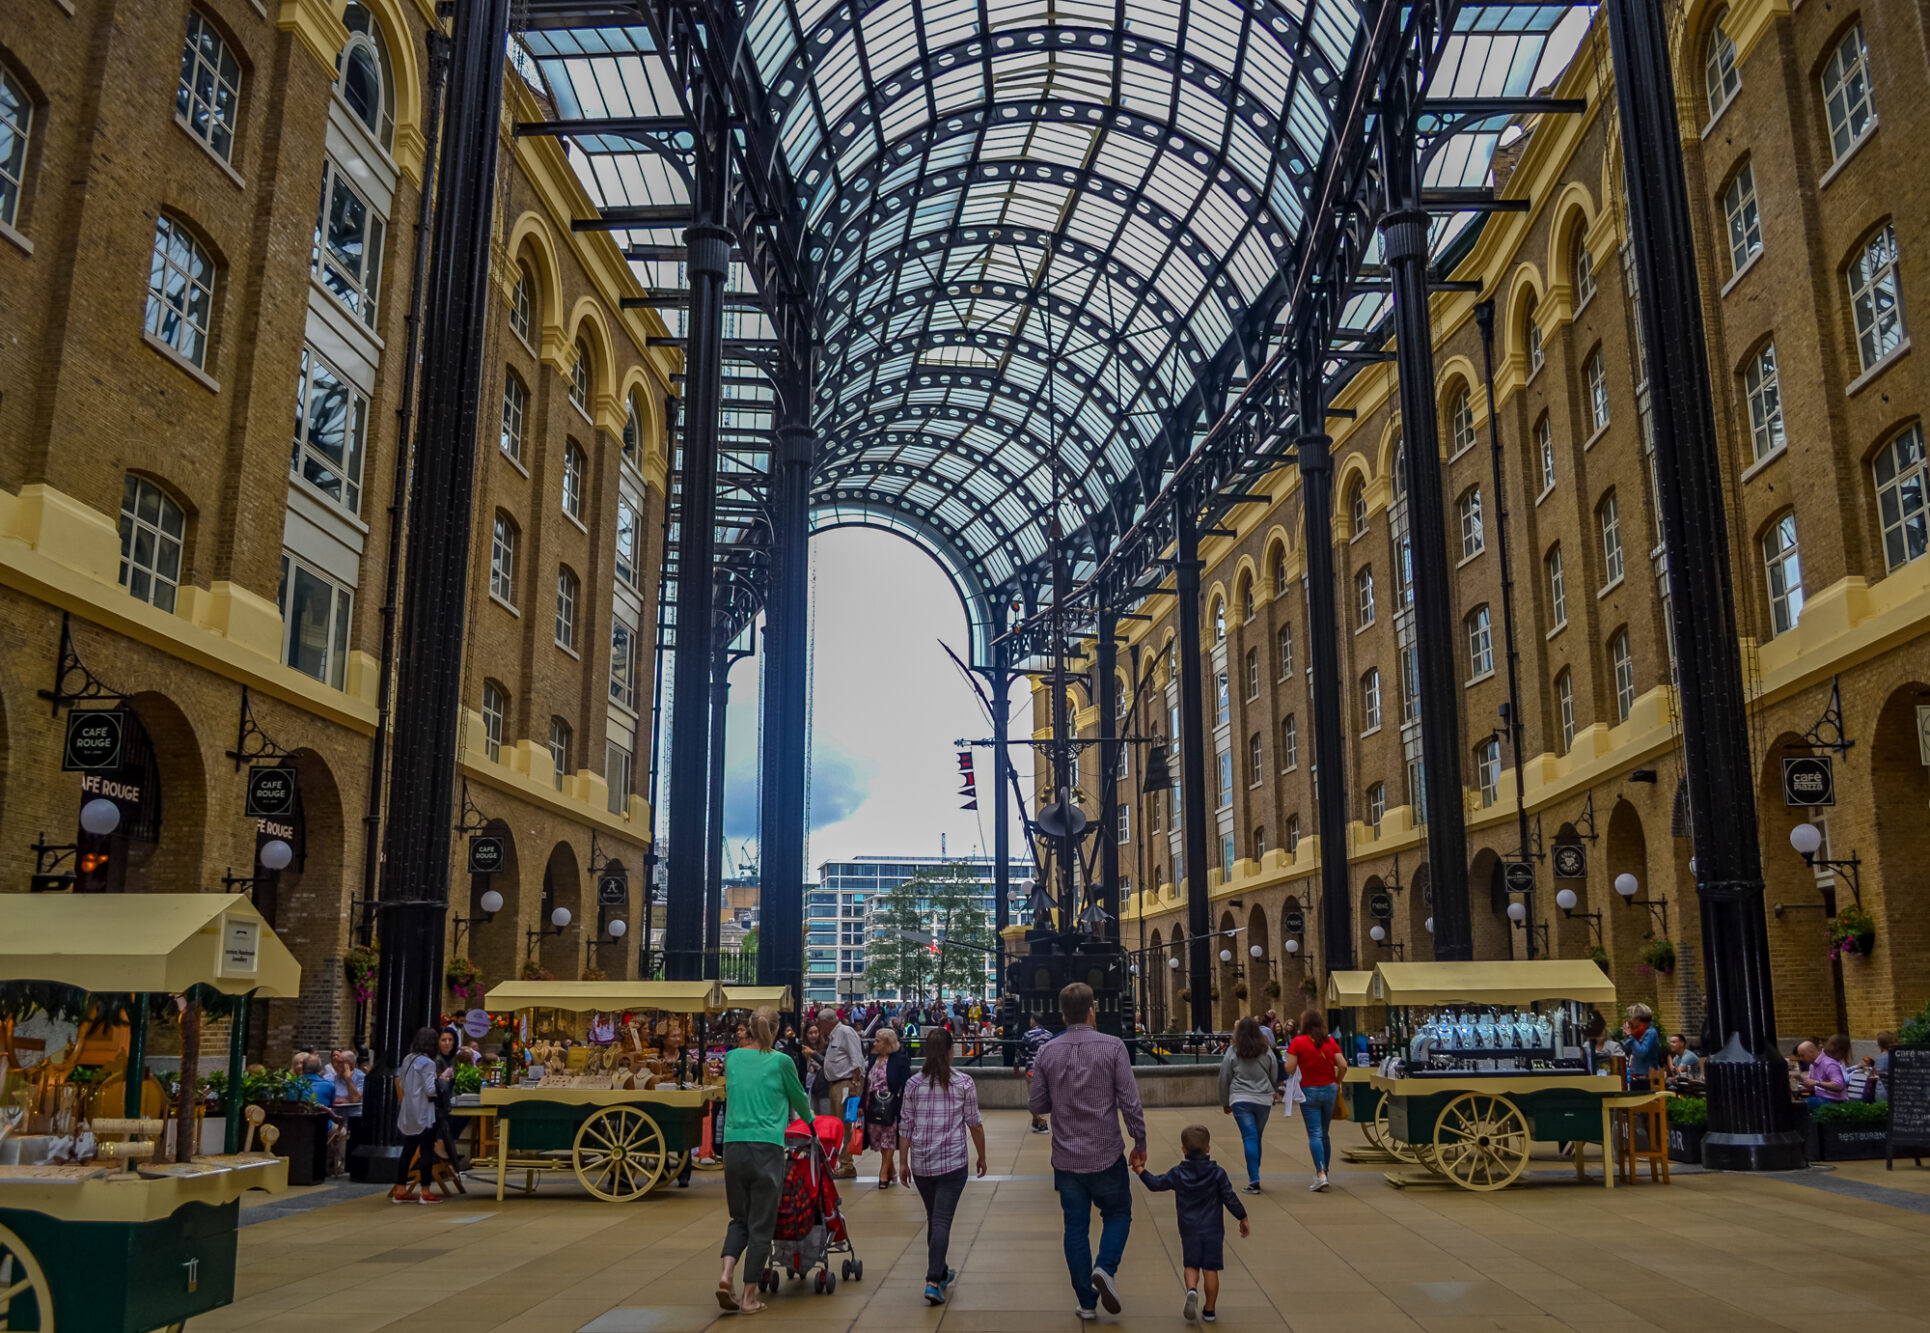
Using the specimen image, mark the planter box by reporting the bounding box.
[1667,1124,1704,1164]
[264,1104,330,1185]
[1817,1123,1889,1161]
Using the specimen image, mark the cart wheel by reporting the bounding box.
[1374,1098,1418,1164]
[571,1105,668,1201]
[1430,1092,1531,1192]
[0,1220,55,1332]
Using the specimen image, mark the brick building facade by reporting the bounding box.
[0,0,678,1053]
[1041,2,1930,1045]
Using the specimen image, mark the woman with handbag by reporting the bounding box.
[864,1028,912,1188]
[1281,1008,1346,1193]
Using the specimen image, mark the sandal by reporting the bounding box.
[716,1283,740,1312]
[738,1299,768,1316]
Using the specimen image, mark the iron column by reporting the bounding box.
[990,613,1012,989]
[1174,505,1214,1032]
[1095,606,1120,937]
[359,0,510,1170]
[1379,70,1474,961]
[702,626,730,980]
[1604,0,1802,1170]
[663,84,731,981]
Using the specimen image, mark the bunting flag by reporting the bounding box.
[957,749,978,808]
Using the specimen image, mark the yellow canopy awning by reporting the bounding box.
[1369,960,1616,1007]
[482,979,727,1013]
[1325,970,1376,1005]
[0,893,301,998]
[722,986,793,1011]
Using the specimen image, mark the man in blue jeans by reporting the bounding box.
[1029,982,1148,1320]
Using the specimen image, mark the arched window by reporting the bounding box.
[1466,605,1494,679]
[570,339,591,413]
[1610,630,1635,722]
[338,3,395,149]
[555,565,580,650]
[1349,481,1367,534]
[145,214,217,368]
[1744,341,1784,461]
[510,264,533,344]
[1554,669,1575,752]
[549,717,572,789]
[1360,668,1381,732]
[1457,486,1485,559]
[1572,237,1596,306]
[562,442,585,521]
[1211,598,1225,641]
[1355,566,1375,629]
[481,680,507,761]
[1447,387,1476,455]
[1722,161,1762,275]
[500,371,527,463]
[1848,224,1905,373]
[1366,782,1386,833]
[490,512,519,606]
[1821,22,1874,163]
[178,10,242,163]
[623,391,643,465]
[1704,10,1740,119]
[1585,349,1609,433]
[1268,544,1287,597]
[0,65,30,229]
[1237,572,1254,622]
[1872,424,1927,571]
[118,475,185,612]
[1524,295,1543,374]
[1761,511,1805,635]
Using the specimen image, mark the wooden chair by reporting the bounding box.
[1610,1071,1671,1186]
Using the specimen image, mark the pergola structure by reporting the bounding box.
[363,0,1804,1175]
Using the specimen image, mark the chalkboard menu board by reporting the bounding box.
[1887,1046,1930,1168]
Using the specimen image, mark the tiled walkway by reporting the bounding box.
[210,1109,1930,1332]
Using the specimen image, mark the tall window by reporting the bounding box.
[1527,315,1544,375]
[570,340,591,413]
[562,443,585,521]
[279,553,352,689]
[1251,827,1265,862]
[1537,415,1555,493]
[118,476,185,613]
[1745,342,1784,460]
[1406,758,1426,824]
[1215,670,1229,725]
[1350,485,1367,535]
[177,11,241,162]
[1247,733,1262,786]
[605,741,633,815]
[0,67,28,229]
[1238,576,1255,623]
[500,373,526,464]
[1458,487,1485,559]
[1269,546,1287,596]
[314,160,384,328]
[1366,783,1386,834]
[1361,668,1381,733]
[1546,545,1567,628]
[1221,835,1235,878]
[1873,424,1927,571]
[1217,750,1233,808]
[1277,623,1293,678]
[1466,605,1494,679]
[1762,511,1805,635]
[510,265,532,344]
[555,566,579,650]
[1355,566,1375,629]
[1849,225,1905,372]
[1585,350,1610,433]
[1244,648,1259,699]
[610,618,636,709]
[1448,388,1475,455]
[146,215,216,368]
[623,393,645,467]
[338,4,395,148]
[1573,239,1597,306]
[1704,12,1740,118]
[1600,492,1624,586]
[490,513,518,606]
[1400,644,1418,724]
[1212,599,1226,641]
[1286,815,1301,854]
[1821,22,1875,162]
[1475,737,1501,807]
[615,498,638,586]
[481,681,506,761]
[1281,715,1298,771]
[1555,669,1575,752]
[549,717,572,789]
[293,347,368,512]
[1116,800,1130,845]
[1722,162,1762,274]
[1610,631,1634,722]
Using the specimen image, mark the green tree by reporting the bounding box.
[864,879,934,1000]
[922,862,994,1000]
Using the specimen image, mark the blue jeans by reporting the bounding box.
[1229,1102,1269,1184]
[1300,1084,1338,1173]
[1055,1157,1132,1310]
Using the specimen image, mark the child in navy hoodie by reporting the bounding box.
[1137,1124,1249,1322]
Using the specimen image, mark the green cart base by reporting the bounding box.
[484,1091,712,1202]
[1374,1073,1626,1191]
[0,1198,238,1333]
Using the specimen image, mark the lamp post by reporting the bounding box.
[452,887,503,956]
[1555,887,1605,950]
[526,906,572,964]
[1613,874,1670,936]
[1506,899,1549,957]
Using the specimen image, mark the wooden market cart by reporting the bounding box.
[477,979,726,1202]
[1363,960,1631,1192]
[0,893,299,1333]
[1326,970,1409,1161]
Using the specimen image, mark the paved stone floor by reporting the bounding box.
[212,1109,1930,1332]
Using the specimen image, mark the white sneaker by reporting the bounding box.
[1314,1172,1331,1192]
[1183,1288,1201,1322]
[1091,1266,1121,1314]
[1074,1307,1098,1322]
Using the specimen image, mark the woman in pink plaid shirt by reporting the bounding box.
[896,1028,987,1306]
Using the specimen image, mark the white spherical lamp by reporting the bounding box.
[1129,963,1140,976]
[1369,924,1386,943]
[1789,823,1823,857]
[479,888,505,915]
[551,906,572,929]
[1167,956,1181,970]
[1614,873,1639,900]
[1219,948,1233,964]
[1555,888,1579,912]
[1506,900,1526,923]
[258,838,294,872]
[1284,938,1300,955]
[1424,917,1434,934]
[1249,944,1263,959]
[608,918,627,938]
[1688,857,1698,876]
[79,798,121,836]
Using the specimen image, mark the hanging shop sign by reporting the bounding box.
[1368,891,1394,921]
[245,765,299,819]
[1781,755,1834,808]
[218,914,261,978]
[468,834,506,875]
[1503,861,1536,895]
[1552,844,1587,879]
[597,864,629,906]
[62,709,124,771]
[1284,909,1305,934]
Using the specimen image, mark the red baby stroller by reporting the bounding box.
[760,1114,863,1295]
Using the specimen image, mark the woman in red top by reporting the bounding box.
[1281,1008,1346,1191]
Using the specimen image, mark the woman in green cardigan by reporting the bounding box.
[717,1006,812,1313]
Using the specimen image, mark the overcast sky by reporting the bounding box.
[713,527,1033,883]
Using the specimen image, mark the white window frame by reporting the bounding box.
[1537,416,1555,494]
[1281,715,1298,771]
[1849,225,1906,373]
[1573,240,1596,306]
[1361,669,1381,733]
[1600,493,1624,586]
[1873,424,1928,571]
[1244,647,1259,700]
[0,67,28,230]
[1366,783,1386,833]
[1528,319,1544,376]
[278,552,353,690]
[1277,623,1293,679]
[1351,487,1367,535]
[562,442,585,521]
[510,265,533,345]
[1217,749,1233,809]
[1116,800,1130,845]
[481,681,506,761]
[1547,545,1567,628]
[606,740,634,815]
[500,373,526,464]
[1449,389,1476,456]
[1586,350,1610,433]
[1762,511,1804,635]
[1400,644,1418,724]
[1355,566,1375,629]
[177,10,242,164]
[1821,22,1875,163]
[1611,632,1635,722]
[1722,162,1762,275]
[1466,605,1494,679]
[1745,342,1783,461]
[1286,816,1301,854]
[555,566,578,650]
[570,341,591,414]
[1705,13,1740,120]
[146,215,216,369]
[118,475,185,613]
[549,716,571,789]
[1556,670,1575,752]
[615,497,638,587]
[1247,732,1262,787]
[1458,487,1485,559]
[1476,737,1500,807]
[490,513,518,607]
[313,158,385,329]
[610,617,636,711]
[292,346,370,514]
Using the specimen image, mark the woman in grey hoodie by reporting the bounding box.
[1218,1017,1283,1192]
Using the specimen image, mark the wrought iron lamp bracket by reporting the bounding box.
[38,612,127,715]
[226,686,295,770]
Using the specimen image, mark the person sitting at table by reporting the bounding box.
[1667,1034,1700,1080]
[1795,1036,1850,1108]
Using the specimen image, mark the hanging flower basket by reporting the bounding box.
[1176,988,1191,1004]
[581,963,608,982]
[519,960,553,982]
[1637,938,1676,976]
[445,957,482,1004]
[1265,979,1282,999]
[1827,903,1876,962]
[1233,981,1249,1000]
[344,944,379,1004]
[1587,945,1610,970]
[1300,976,1319,997]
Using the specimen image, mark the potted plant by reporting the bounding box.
[1826,903,1876,962]
[1813,1099,1889,1160]
[445,956,483,1004]
[1587,945,1610,970]
[206,1068,328,1184]
[344,943,379,1004]
[1637,938,1676,976]
[1667,1095,1707,1164]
